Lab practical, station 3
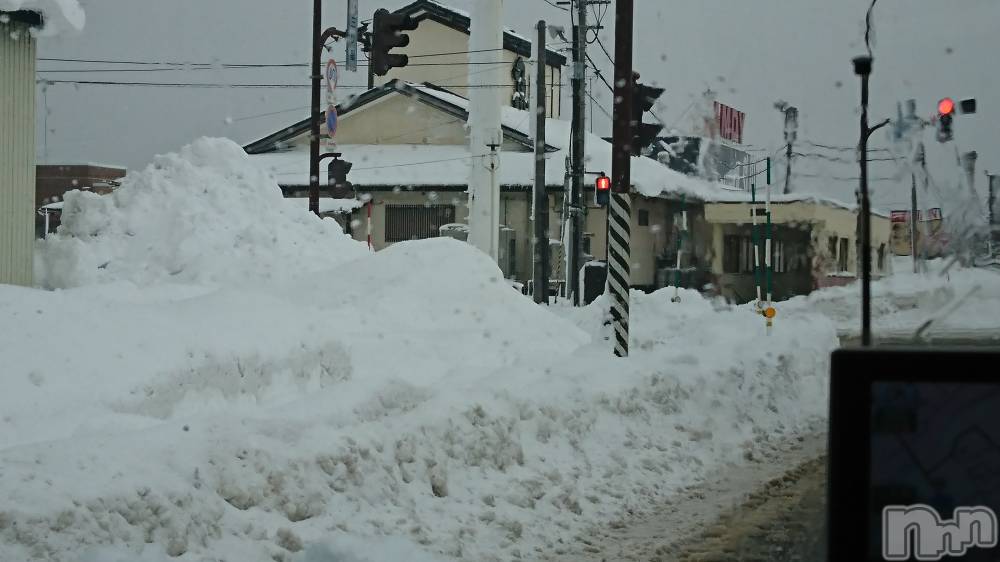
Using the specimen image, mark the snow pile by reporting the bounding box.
[0,0,84,35]
[783,259,1000,339]
[1,234,834,561]
[36,137,366,289]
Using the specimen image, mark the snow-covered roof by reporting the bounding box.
[706,192,891,218]
[247,80,881,208]
[246,81,728,201]
[0,0,84,35]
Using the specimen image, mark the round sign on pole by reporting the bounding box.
[325,59,338,146]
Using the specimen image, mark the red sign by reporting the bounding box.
[891,208,943,223]
[714,101,746,144]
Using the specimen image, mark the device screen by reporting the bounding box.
[869,382,1000,560]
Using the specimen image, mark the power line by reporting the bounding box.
[585,89,612,120]
[271,155,478,176]
[231,105,311,122]
[585,54,613,92]
[793,150,900,163]
[592,34,613,65]
[540,0,568,11]
[38,61,511,74]
[799,140,891,153]
[38,48,509,67]
[795,172,899,181]
[39,80,528,89]
[39,80,313,89]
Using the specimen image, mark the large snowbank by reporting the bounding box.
[0,0,84,35]
[4,136,840,560]
[36,137,367,289]
[1,245,833,561]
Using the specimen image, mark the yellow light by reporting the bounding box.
[764,307,776,319]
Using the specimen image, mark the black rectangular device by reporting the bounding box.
[828,347,1000,561]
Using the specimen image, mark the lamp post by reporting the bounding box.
[853,55,889,347]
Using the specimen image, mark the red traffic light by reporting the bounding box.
[938,97,955,116]
[596,174,611,191]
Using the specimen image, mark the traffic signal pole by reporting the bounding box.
[309,2,347,217]
[608,0,633,357]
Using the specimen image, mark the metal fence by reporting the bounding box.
[385,204,455,243]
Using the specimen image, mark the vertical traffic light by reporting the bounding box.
[631,72,665,155]
[371,8,418,77]
[595,173,611,206]
[328,158,353,195]
[936,97,955,143]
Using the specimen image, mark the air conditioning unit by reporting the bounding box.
[438,223,469,242]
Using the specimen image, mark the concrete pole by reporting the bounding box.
[567,0,588,305]
[910,172,919,273]
[608,0,634,357]
[309,0,322,216]
[533,21,550,304]
[466,0,504,262]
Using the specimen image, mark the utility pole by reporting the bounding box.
[608,0,634,357]
[533,20,550,304]
[309,0,323,216]
[902,99,923,274]
[566,0,588,305]
[852,55,890,347]
[783,106,797,195]
[910,170,919,273]
[467,0,504,261]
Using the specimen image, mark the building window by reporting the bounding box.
[385,204,455,243]
[838,237,850,272]
[772,240,786,273]
[723,235,755,274]
[638,209,649,226]
[828,236,838,262]
[877,243,886,272]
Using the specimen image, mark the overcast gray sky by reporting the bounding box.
[36,0,998,210]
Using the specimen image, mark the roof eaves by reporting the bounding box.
[243,82,403,154]
[2,9,43,26]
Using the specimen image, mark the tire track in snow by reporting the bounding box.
[541,430,826,562]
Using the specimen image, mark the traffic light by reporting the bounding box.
[936,97,954,143]
[595,173,611,206]
[631,73,665,155]
[371,8,418,77]
[328,158,353,195]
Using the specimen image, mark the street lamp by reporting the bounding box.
[853,55,889,347]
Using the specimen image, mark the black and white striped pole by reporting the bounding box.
[608,0,634,358]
